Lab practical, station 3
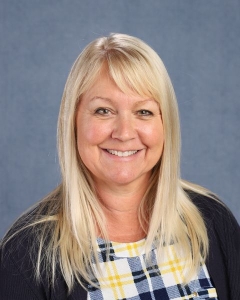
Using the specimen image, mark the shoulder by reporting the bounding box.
[185,189,239,230]
[0,203,64,300]
[1,203,52,259]
[185,190,240,299]
[185,189,240,260]
[1,187,62,259]
[0,223,49,299]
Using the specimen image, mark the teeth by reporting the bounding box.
[107,149,138,157]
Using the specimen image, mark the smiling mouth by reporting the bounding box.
[106,149,138,157]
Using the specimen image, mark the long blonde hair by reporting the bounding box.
[4,33,212,290]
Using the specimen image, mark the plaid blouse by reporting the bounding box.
[87,238,218,299]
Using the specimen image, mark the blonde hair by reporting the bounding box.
[4,33,212,290]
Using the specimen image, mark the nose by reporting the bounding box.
[111,114,137,141]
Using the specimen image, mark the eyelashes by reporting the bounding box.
[136,110,153,116]
[94,108,111,115]
[94,108,154,117]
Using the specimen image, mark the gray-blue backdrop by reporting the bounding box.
[1,0,239,237]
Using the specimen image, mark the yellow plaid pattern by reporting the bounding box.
[87,239,218,300]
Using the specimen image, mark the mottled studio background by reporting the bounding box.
[1,0,239,237]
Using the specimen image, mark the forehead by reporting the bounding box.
[81,69,155,106]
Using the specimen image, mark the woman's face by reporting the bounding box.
[76,70,164,189]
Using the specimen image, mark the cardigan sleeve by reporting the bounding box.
[0,226,87,300]
[212,202,240,300]
[189,191,240,300]
[0,234,48,300]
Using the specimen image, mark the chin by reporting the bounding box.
[105,172,147,186]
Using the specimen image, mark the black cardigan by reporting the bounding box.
[1,192,240,300]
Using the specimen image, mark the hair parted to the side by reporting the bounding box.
[2,33,212,291]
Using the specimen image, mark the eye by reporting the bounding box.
[94,108,111,115]
[137,109,153,116]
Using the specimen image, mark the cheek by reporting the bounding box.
[77,119,111,146]
[140,122,164,148]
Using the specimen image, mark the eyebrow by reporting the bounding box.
[90,96,158,106]
[90,96,112,103]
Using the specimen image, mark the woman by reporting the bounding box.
[0,33,239,300]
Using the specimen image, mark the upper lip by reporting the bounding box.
[104,148,141,152]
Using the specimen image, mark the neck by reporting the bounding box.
[95,180,149,242]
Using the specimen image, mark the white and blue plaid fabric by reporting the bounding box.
[87,238,218,300]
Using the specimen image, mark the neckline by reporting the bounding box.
[96,237,148,258]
